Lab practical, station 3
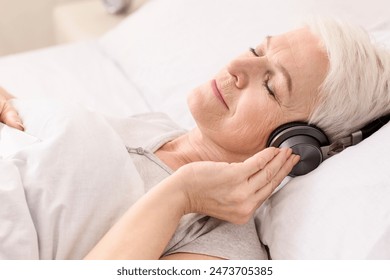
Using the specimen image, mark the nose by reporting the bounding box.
[227,56,267,89]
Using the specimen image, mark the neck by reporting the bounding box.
[155,128,245,171]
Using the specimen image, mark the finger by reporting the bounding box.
[255,153,300,200]
[241,147,280,176]
[0,102,24,131]
[248,148,292,190]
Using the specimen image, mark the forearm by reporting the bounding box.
[84,175,187,260]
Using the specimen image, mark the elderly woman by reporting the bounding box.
[1,19,389,260]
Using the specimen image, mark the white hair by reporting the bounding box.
[306,19,390,142]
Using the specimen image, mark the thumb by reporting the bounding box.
[1,103,24,131]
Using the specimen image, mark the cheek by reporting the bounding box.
[225,98,283,150]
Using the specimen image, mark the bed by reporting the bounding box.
[1,0,389,259]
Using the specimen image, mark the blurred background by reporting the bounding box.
[0,0,147,56]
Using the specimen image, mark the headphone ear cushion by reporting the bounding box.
[267,122,329,176]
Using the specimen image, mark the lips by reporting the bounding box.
[211,79,229,109]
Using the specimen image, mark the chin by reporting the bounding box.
[186,86,207,125]
[186,89,197,117]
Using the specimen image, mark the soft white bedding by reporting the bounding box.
[1,0,390,259]
[0,99,144,259]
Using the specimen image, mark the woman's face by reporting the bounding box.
[188,27,329,158]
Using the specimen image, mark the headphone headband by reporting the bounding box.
[267,114,390,177]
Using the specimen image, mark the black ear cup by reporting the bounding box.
[267,122,329,176]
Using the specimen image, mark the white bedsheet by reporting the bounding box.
[0,99,144,259]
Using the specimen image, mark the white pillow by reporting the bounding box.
[256,123,390,259]
[99,0,390,259]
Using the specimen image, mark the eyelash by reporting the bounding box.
[249,47,277,99]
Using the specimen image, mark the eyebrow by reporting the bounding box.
[265,36,293,94]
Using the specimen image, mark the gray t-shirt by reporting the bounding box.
[108,112,268,260]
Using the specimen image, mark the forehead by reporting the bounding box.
[264,27,329,95]
[265,27,327,67]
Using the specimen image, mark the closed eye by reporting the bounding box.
[264,76,276,99]
[249,47,258,57]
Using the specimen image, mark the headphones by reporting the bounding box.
[267,114,390,177]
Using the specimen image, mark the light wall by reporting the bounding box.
[0,0,86,56]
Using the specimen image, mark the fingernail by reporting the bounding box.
[274,148,280,155]
[16,122,25,130]
[293,155,300,164]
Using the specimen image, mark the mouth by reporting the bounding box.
[211,79,229,109]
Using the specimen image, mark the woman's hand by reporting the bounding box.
[0,87,24,130]
[175,147,299,224]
